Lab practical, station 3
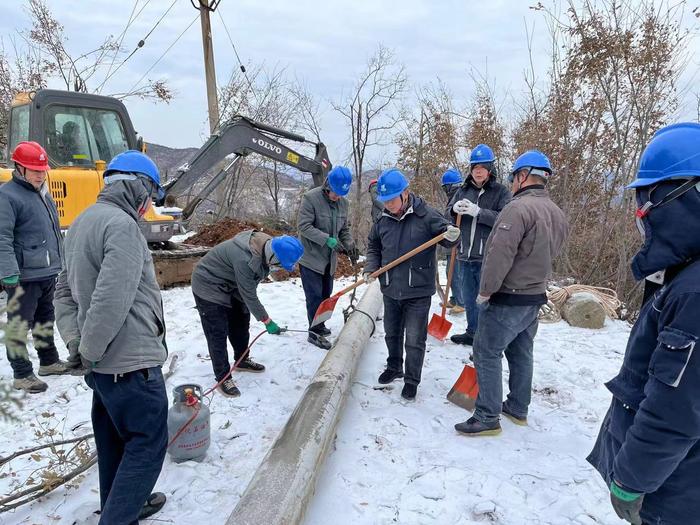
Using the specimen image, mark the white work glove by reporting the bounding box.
[362,272,376,284]
[453,199,480,217]
[444,225,460,242]
[476,294,490,305]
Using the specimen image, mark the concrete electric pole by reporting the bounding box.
[195,0,220,135]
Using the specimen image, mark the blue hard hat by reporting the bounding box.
[441,168,462,186]
[104,150,164,199]
[628,122,700,189]
[376,168,409,202]
[327,166,353,196]
[470,144,495,165]
[511,150,552,176]
[270,235,304,272]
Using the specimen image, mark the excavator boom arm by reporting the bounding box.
[162,115,331,201]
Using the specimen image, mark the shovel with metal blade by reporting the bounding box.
[311,231,449,328]
[427,214,462,340]
[447,364,479,411]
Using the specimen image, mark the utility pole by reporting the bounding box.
[196,0,220,135]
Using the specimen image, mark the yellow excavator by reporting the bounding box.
[0,89,332,286]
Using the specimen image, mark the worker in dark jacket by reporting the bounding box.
[440,168,465,313]
[364,168,460,401]
[297,166,357,349]
[54,151,168,523]
[0,141,68,394]
[191,231,303,397]
[587,123,700,525]
[447,144,511,346]
[455,150,568,436]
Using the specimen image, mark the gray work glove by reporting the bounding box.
[65,338,82,369]
[363,272,376,284]
[444,225,461,242]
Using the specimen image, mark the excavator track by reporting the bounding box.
[150,242,210,288]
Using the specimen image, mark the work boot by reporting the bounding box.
[308,332,332,350]
[440,300,455,309]
[139,492,166,520]
[455,416,502,436]
[502,402,528,426]
[13,374,48,394]
[37,360,70,376]
[312,324,331,337]
[450,332,474,346]
[237,358,265,373]
[218,378,241,397]
[378,368,403,384]
[450,305,466,315]
[401,383,417,400]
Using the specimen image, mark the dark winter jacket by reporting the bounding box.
[588,181,700,525]
[365,194,455,300]
[446,175,510,261]
[0,171,63,282]
[479,185,568,304]
[191,230,272,321]
[297,186,354,275]
[54,179,167,375]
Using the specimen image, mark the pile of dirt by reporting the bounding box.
[187,218,360,279]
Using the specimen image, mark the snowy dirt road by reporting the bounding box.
[0,275,630,525]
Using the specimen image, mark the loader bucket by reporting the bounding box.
[427,312,452,341]
[446,365,479,411]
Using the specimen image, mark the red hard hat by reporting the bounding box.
[11,141,50,171]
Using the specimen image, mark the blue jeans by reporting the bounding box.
[85,368,168,525]
[473,303,539,423]
[383,295,432,385]
[449,259,464,307]
[460,261,482,335]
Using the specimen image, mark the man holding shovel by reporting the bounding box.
[447,144,511,347]
[298,166,358,350]
[364,168,460,400]
[455,150,567,436]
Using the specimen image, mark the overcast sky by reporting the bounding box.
[3,0,700,166]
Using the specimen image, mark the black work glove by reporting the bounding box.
[347,246,360,266]
[610,481,643,525]
[80,356,95,374]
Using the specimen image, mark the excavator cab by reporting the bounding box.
[0,89,178,241]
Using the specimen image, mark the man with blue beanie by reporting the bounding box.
[191,230,303,397]
[297,166,358,349]
[588,123,700,525]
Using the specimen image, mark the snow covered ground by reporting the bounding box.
[0,275,631,525]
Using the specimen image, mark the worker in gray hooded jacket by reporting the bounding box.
[54,151,168,524]
[297,166,358,349]
[191,231,304,397]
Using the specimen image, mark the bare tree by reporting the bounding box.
[333,45,408,241]
[515,0,691,305]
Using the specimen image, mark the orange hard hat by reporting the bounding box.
[11,141,49,171]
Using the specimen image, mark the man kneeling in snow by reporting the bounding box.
[54,151,168,523]
[191,231,304,397]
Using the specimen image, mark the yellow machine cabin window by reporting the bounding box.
[44,105,129,166]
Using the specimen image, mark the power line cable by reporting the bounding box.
[98,0,180,92]
[127,14,200,95]
[100,0,149,89]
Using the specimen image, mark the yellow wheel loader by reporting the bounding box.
[1,89,331,287]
